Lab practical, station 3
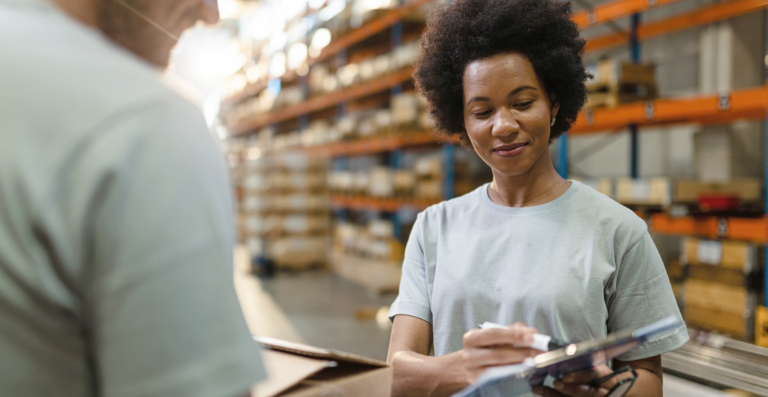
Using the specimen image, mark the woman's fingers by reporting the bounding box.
[462,345,541,368]
[551,381,608,397]
[532,386,568,397]
[463,322,538,349]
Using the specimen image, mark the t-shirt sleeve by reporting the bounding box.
[78,96,264,397]
[606,231,689,361]
[388,213,433,324]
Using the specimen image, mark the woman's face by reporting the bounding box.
[462,52,559,178]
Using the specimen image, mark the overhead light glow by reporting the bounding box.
[309,28,332,58]
[247,147,262,160]
[318,0,345,21]
[287,43,308,70]
[269,51,287,78]
[308,0,326,10]
[218,0,244,19]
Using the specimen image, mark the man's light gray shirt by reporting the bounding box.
[390,181,688,361]
[0,1,264,396]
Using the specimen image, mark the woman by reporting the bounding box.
[386,1,688,396]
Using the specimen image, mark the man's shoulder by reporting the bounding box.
[1,2,190,126]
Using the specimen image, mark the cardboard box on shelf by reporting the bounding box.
[415,179,443,200]
[588,59,657,87]
[253,337,392,397]
[615,178,671,206]
[414,156,443,179]
[268,236,329,269]
[585,60,657,109]
[674,179,762,204]
[684,279,749,314]
[368,167,394,197]
[393,170,416,196]
[685,305,748,337]
[681,238,756,271]
[683,278,757,339]
[757,306,768,348]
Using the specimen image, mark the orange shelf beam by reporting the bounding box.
[569,85,768,135]
[303,131,458,156]
[229,68,414,135]
[313,0,431,65]
[572,0,683,28]
[223,0,429,106]
[650,213,768,243]
[586,0,768,53]
[331,195,438,212]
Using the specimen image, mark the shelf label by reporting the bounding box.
[696,239,723,265]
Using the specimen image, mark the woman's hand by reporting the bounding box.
[531,364,631,397]
[461,322,542,383]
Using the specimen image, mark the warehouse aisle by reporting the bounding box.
[235,248,396,361]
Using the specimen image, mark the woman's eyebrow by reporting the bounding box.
[466,86,538,107]
[507,86,537,98]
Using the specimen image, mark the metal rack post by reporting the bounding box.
[764,6,768,307]
[629,13,640,179]
[557,135,569,178]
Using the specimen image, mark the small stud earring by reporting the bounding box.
[550,117,556,126]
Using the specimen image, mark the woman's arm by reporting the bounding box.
[387,315,469,397]
[532,355,663,397]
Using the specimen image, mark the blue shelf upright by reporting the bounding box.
[629,13,640,179]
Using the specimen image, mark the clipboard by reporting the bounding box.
[452,315,685,397]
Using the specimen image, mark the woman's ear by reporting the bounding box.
[550,99,560,119]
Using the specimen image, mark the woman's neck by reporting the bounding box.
[487,156,570,208]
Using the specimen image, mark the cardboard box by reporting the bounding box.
[587,59,656,86]
[415,179,443,200]
[674,179,761,203]
[685,305,747,337]
[757,306,768,348]
[615,178,671,206]
[683,279,758,339]
[684,279,748,314]
[253,337,392,397]
[681,238,756,271]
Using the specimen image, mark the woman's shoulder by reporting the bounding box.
[419,184,486,220]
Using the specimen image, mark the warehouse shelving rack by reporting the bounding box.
[227,0,768,307]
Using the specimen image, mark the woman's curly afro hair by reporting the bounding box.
[414,0,589,148]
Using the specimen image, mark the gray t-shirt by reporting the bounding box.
[0,1,264,396]
[389,181,688,361]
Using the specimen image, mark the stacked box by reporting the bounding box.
[681,237,760,340]
[332,219,406,294]
[414,155,443,200]
[236,150,331,270]
[614,177,671,206]
[585,60,657,109]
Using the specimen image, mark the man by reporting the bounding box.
[0,0,264,396]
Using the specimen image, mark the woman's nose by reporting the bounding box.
[199,0,220,25]
[491,107,519,137]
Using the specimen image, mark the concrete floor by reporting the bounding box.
[233,255,738,396]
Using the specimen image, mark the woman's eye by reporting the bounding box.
[473,110,492,116]
[515,100,534,107]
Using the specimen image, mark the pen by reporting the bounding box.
[478,322,569,351]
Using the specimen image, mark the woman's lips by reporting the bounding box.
[493,143,528,158]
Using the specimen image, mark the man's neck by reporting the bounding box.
[49,0,98,26]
